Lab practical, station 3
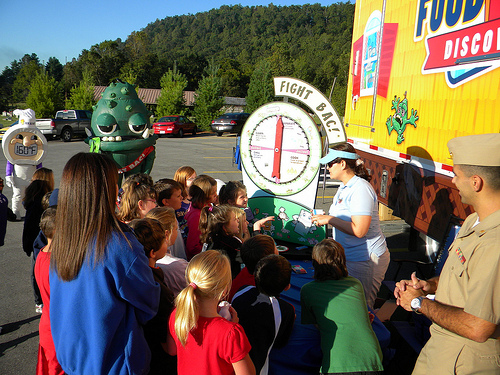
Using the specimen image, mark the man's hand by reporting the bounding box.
[398,283,426,311]
[394,272,434,307]
[394,274,497,342]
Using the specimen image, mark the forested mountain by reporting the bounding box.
[144,3,355,112]
[0,2,355,116]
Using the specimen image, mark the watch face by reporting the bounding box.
[241,102,322,196]
[411,297,422,310]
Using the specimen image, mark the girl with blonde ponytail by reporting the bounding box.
[167,250,255,375]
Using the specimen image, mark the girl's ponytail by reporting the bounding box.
[199,205,232,244]
[174,283,199,346]
[198,205,212,243]
[174,251,232,346]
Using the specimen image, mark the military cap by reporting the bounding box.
[448,133,500,166]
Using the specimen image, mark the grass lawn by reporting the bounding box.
[0,115,16,128]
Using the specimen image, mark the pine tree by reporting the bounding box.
[26,71,62,118]
[245,59,274,113]
[156,66,187,116]
[194,62,224,130]
[65,70,95,110]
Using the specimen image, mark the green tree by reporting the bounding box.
[178,53,207,91]
[218,58,249,98]
[65,70,95,110]
[245,59,274,113]
[194,61,224,130]
[156,66,188,116]
[46,57,64,82]
[124,31,150,61]
[12,60,42,103]
[0,66,16,110]
[79,40,127,86]
[26,71,62,117]
[119,70,138,87]
[268,43,293,77]
[62,58,84,96]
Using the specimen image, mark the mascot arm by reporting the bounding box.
[141,148,156,175]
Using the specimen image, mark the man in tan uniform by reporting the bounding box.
[395,133,500,374]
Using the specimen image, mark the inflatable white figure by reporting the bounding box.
[2,109,48,219]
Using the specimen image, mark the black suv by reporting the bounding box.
[211,113,250,136]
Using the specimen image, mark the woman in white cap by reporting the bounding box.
[311,142,389,309]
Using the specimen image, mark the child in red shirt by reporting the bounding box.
[167,250,255,375]
[34,207,64,375]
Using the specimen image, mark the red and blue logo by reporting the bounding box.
[415,0,500,87]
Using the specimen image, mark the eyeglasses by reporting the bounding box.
[327,158,342,168]
[144,199,157,206]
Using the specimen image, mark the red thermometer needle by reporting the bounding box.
[272,116,284,182]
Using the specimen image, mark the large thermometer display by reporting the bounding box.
[240,102,322,196]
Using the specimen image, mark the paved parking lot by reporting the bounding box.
[0,133,344,373]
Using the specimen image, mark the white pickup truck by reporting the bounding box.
[36,109,92,142]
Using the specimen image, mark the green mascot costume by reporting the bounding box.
[86,80,157,184]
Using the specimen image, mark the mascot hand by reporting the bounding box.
[5,176,13,188]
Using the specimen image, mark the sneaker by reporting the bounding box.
[35,304,43,314]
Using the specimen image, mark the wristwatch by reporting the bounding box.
[411,296,425,314]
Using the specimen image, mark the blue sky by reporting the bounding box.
[0,0,340,72]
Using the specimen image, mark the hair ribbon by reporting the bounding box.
[189,282,197,289]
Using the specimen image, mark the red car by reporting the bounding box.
[153,115,197,138]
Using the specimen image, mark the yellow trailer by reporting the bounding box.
[344,0,500,240]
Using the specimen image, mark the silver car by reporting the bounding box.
[211,113,250,136]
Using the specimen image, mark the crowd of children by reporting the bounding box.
[12,152,384,375]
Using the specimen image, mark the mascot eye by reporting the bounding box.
[95,113,118,135]
[16,134,24,140]
[98,124,117,134]
[129,123,147,133]
[128,113,148,134]
[31,135,38,140]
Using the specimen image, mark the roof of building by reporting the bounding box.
[93,86,245,107]
[93,86,196,106]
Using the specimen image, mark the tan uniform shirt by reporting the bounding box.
[413,210,500,375]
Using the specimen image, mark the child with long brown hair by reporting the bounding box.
[218,180,275,235]
[23,167,54,313]
[117,175,157,223]
[146,206,188,296]
[167,250,255,375]
[200,204,245,278]
[184,174,217,260]
[49,153,159,375]
[173,166,196,243]
[154,178,187,260]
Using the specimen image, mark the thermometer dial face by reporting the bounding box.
[241,102,322,196]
